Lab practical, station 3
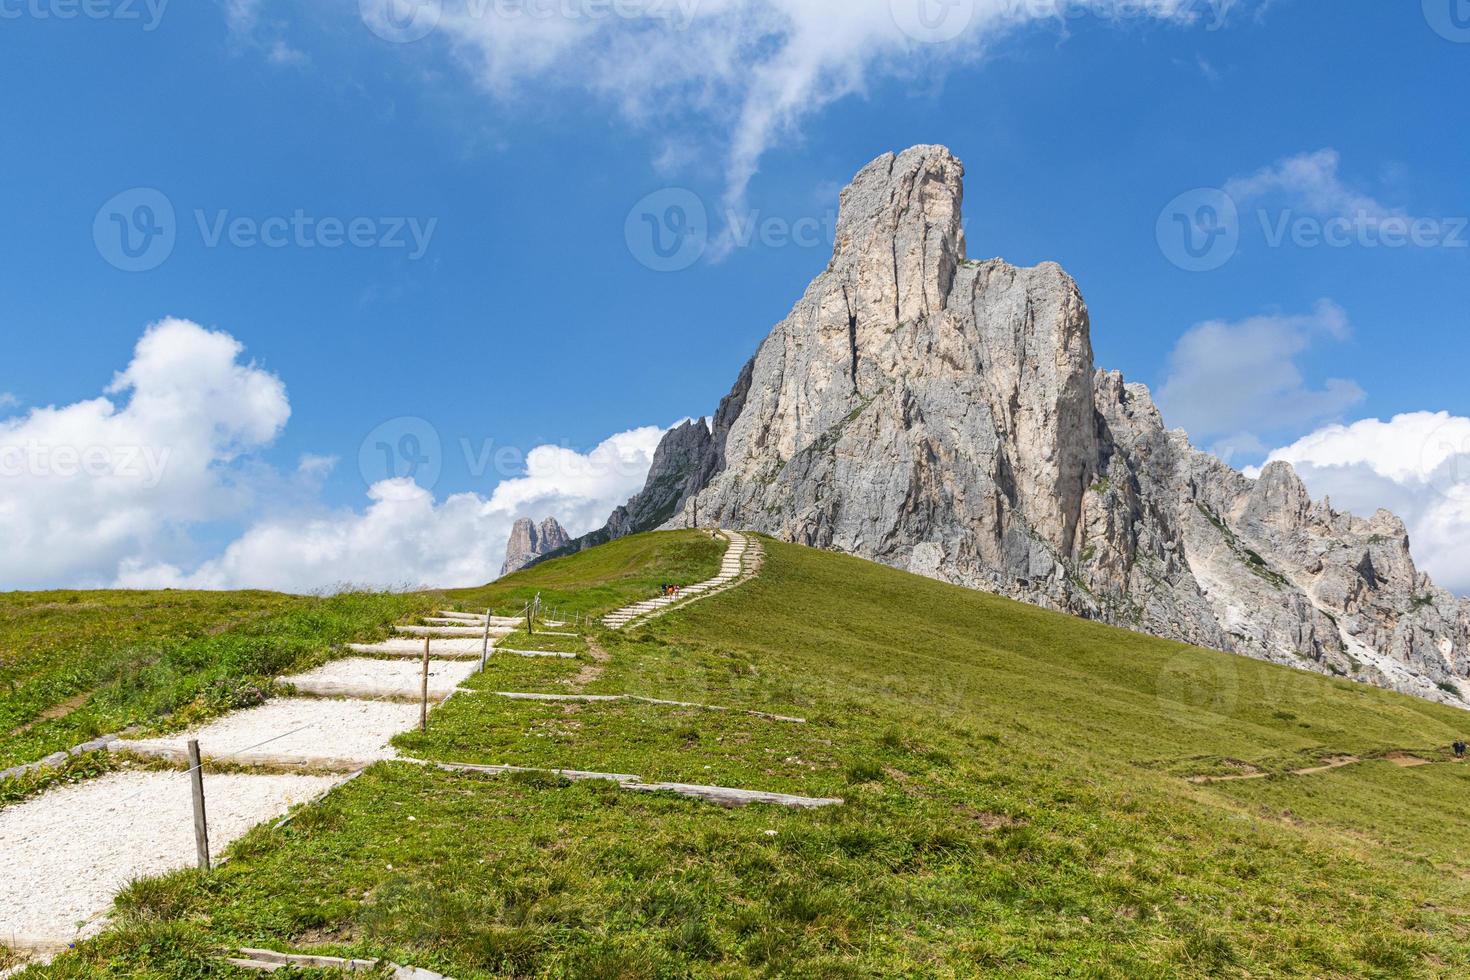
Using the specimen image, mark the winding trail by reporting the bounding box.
[0,527,825,963]
[603,530,760,630]
[1187,752,1460,784]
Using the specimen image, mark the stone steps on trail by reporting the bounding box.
[396,624,508,637]
[351,641,572,662]
[279,657,477,701]
[414,758,842,810]
[492,691,806,722]
[410,759,643,784]
[349,638,484,657]
[436,611,526,627]
[0,769,342,949]
[223,950,448,978]
[623,782,842,810]
[228,948,380,973]
[114,698,418,772]
[602,530,757,629]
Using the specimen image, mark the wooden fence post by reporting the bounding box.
[480,608,492,672]
[420,638,430,732]
[187,739,211,872]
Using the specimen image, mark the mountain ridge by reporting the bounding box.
[581,145,1469,708]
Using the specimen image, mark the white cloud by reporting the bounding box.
[1224,148,1400,221]
[0,392,19,410]
[0,318,290,588]
[419,0,1243,214]
[3,319,669,593]
[120,426,667,593]
[1260,412,1470,595]
[223,0,308,65]
[1155,300,1365,455]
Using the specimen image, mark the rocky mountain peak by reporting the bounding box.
[830,145,967,328]
[589,145,1470,709]
[501,516,571,576]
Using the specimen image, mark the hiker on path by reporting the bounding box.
[1454,740,1467,760]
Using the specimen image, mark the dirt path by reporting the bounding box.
[1188,751,1457,784]
[9,690,93,736]
[570,638,610,692]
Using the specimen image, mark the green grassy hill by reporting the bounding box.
[12,531,1470,977]
[0,590,429,777]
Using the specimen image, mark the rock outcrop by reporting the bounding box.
[501,517,571,576]
[592,145,1470,708]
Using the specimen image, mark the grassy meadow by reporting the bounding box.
[7,532,1470,977]
[0,589,431,775]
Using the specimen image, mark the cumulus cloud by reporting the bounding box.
[1224,148,1400,221]
[1259,413,1470,595]
[119,425,666,593]
[377,0,1248,214]
[3,319,669,593]
[0,318,290,588]
[1155,299,1365,458]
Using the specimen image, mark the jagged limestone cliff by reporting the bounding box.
[594,145,1470,708]
[501,516,571,576]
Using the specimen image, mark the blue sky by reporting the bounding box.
[1,0,1467,592]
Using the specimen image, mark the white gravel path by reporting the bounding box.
[283,657,477,699]
[0,770,337,945]
[349,638,485,656]
[119,698,420,768]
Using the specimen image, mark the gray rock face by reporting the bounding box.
[598,145,1470,708]
[501,517,571,576]
[605,418,715,539]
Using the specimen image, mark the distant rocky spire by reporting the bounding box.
[501,516,572,576]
